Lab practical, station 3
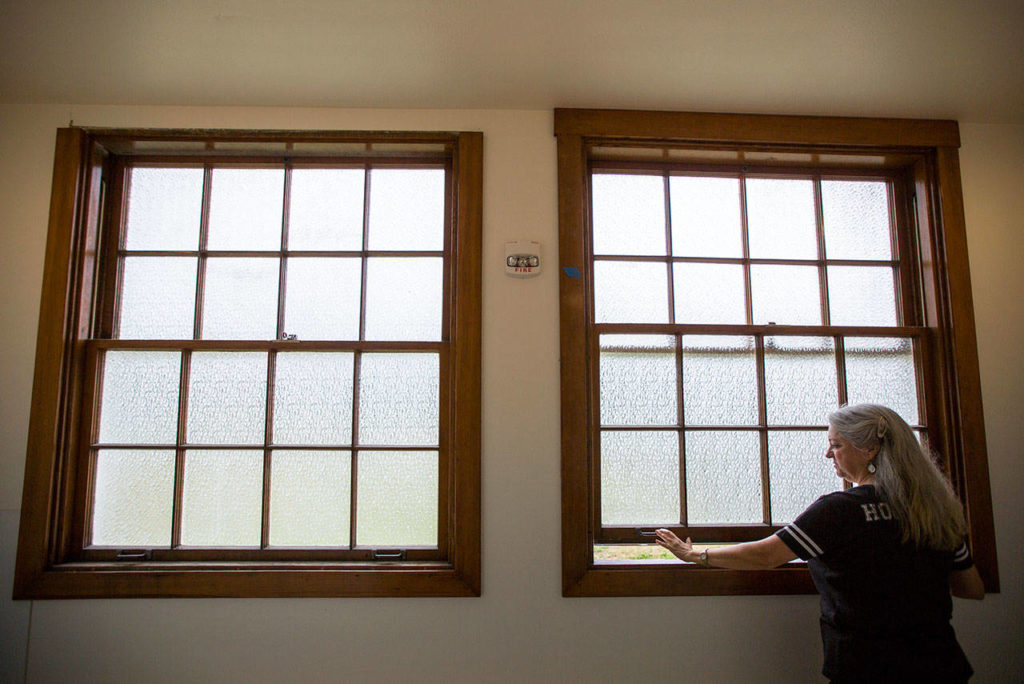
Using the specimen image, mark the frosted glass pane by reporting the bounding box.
[187,352,267,444]
[288,168,365,251]
[124,167,203,251]
[591,174,666,256]
[92,449,174,546]
[181,450,262,546]
[751,264,821,325]
[746,178,818,259]
[599,340,677,427]
[764,336,837,425]
[367,169,445,251]
[364,257,442,341]
[202,257,280,339]
[119,257,197,339]
[844,337,920,425]
[283,257,361,340]
[356,451,438,546]
[269,450,351,546]
[600,431,679,525]
[273,352,354,445]
[98,351,181,445]
[670,175,743,257]
[686,430,762,524]
[594,260,669,323]
[682,335,758,425]
[827,266,898,326]
[358,353,438,446]
[673,263,746,324]
[768,430,840,523]
[822,180,892,260]
[207,168,284,250]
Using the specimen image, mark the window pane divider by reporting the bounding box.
[598,425,840,432]
[260,351,277,550]
[90,339,444,352]
[171,349,191,550]
[117,249,446,258]
[755,335,771,524]
[193,166,212,339]
[593,254,897,268]
[594,323,926,336]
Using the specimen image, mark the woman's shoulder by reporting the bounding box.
[812,484,878,507]
[803,485,887,522]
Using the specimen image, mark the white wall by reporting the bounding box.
[1,104,1021,683]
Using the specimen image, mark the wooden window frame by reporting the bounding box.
[555,108,999,597]
[14,127,482,599]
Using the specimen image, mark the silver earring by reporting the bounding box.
[867,462,877,474]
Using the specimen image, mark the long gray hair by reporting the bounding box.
[827,403,966,550]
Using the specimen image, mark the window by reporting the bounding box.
[555,109,999,596]
[15,128,482,598]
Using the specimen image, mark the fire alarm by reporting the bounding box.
[505,240,541,278]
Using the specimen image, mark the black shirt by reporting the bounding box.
[776,485,974,682]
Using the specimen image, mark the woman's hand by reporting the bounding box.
[655,528,699,563]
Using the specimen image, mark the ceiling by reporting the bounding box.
[2,0,1022,123]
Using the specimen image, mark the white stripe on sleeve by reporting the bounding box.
[783,523,823,558]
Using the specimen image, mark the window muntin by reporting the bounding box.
[588,166,925,547]
[15,128,482,598]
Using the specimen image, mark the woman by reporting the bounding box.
[655,403,984,682]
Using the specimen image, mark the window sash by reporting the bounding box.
[585,162,924,545]
[589,330,929,544]
[74,341,450,561]
[87,155,454,558]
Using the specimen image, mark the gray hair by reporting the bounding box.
[828,403,966,550]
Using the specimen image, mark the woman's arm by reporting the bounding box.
[655,529,798,570]
[949,565,985,600]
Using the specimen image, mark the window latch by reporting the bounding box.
[372,550,406,561]
[637,529,658,538]
[115,550,152,562]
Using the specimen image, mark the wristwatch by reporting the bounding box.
[699,548,709,567]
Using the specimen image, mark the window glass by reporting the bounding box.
[669,175,743,258]
[288,168,365,251]
[592,174,666,256]
[123,167,203,251]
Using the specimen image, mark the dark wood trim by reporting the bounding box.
[565,565,816,597]
[555,109,960,148]
[557,132,592,595]
[15,127,483,599]
[75,546,446,563]
[556,109,997,597]
[90,339,445,352]
[595,323,927,337]
[449,131,483,595]
[14,128,90,596]
[15,565,478,599]
[932,148,999,591]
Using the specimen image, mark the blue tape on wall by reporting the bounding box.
[563,267,581,278]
